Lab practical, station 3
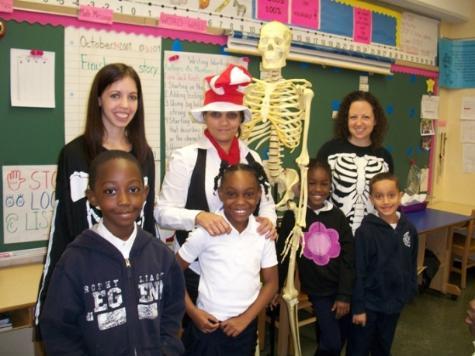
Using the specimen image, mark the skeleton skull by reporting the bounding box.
[258,21,291,70]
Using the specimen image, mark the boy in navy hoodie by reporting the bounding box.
[40,150,185,355]
[348,172,418,356]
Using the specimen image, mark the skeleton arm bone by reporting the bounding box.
[295,87,314,229]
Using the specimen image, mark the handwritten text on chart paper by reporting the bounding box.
[3,165,57,244]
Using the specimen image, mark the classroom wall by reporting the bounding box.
[378,0,473,22]
[432,6,475,205]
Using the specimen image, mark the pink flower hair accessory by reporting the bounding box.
[303,222,341,266]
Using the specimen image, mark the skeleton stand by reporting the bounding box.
[244,75,313,355]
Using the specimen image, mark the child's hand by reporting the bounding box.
[255,216,277,240]
[269,293,281,311]
[332,301,350,319]
[195,212,232,236]
[190,308,220,333]
[220,315,249,337]
[352,313,367,327]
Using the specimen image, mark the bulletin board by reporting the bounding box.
[0,20,65,253]
[0,18,431,253]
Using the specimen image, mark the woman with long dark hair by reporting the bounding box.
[35,63,156,327]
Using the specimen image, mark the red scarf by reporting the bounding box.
[204,129,240,165]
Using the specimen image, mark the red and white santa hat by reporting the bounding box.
[190,64,252,123]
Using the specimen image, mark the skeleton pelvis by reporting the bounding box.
[274,168,299,210]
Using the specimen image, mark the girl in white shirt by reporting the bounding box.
[176,162,278,356]
[155,64,277,304]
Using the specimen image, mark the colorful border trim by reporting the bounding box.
[391,64,438,79]
[0,10,227,45]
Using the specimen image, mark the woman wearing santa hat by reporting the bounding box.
[155,64,277,300]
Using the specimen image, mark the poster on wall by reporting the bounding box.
[463,144,475,173]
[10,49,56,108]
[3,165,57,244]
[400,12,438,60]
[163,51,248,158]
[64,28,161,162]
[439,38,475,88]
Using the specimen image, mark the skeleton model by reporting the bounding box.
[242,21,313,356]
[328,153,390,232]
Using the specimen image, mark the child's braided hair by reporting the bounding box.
[213,160,270,195]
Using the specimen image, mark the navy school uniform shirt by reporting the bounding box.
[40,227,185,356]
[352,212,418,315]
[277,203,355,303]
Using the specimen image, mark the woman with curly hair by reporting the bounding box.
[316,90,393,233]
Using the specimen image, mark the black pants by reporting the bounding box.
[183,318,257,356]
[347,309,400,356]
[308,294,351,356]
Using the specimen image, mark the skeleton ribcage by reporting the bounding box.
[243,79,311,180]
[243,79,311,149]
[327,153,389,232]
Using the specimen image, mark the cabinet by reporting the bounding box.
[0,264,43,329]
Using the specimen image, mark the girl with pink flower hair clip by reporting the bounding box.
[276,158,355,356]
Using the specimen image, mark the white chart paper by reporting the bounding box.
[64,28,161,161]
[3,165,57,244]
[421,95,439,120]
[461,96,475,121]
[163,51,248,157]
[10,49,55,108]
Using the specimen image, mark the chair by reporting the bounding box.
[258,269,317,356]
[274,291,317,355]
[450,209,475,289]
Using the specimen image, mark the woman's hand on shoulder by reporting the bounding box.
[195,212,232,236]
[256,216,277,240]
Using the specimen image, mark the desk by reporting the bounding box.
[0,263,42,329]
[406,208,472,297]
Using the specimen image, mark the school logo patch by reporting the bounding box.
[403,232,411,247]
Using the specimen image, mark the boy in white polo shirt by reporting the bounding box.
[176,162,278,356]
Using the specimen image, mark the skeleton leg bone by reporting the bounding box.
[280,87,313,356]
[281,222,304,356]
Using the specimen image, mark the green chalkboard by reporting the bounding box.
[0,20,64,253]
[0,22,429,253]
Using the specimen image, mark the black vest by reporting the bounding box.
[175,149,259,246]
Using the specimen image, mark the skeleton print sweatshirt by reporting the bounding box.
[317,138,394,232]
